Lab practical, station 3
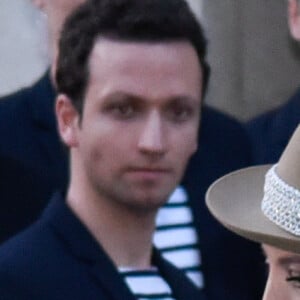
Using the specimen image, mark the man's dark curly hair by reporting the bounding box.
[56,0,210,114]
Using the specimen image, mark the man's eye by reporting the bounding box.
[286,271,300,288]
[169,105,192,122]
[111,103,135,118]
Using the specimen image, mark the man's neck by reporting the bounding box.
[66,182,156,269]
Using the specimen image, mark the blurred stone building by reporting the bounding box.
[1,0,300,121]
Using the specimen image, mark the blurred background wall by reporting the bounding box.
[0,0,49,97]
[1,0,300,121]
[200,0,300,121]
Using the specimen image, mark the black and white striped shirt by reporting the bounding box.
[154,186,204,289]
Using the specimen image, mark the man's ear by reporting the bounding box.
[56,94,80,148]
[288,0,300,40]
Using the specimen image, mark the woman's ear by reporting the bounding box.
[55,94,80,148]
[288,0,300,40]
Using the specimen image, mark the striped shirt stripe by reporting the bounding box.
[120,268,175,300]
[154,186,204,289]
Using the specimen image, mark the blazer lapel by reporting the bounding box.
[152,249,207,300]
[46,193,136,300]
[45,194,205,300]
[89,257,136,300]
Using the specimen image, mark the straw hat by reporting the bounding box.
[206,124,300,253]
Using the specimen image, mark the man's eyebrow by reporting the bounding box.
[278,256,300,266]
[261,245,300,266]
[167,95,199,104]
[103,91,139,101]
[103,91,199,104]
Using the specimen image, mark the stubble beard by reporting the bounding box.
[89,172,176,216]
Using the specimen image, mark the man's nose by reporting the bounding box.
[262,274,281,300]
[138,111,167,155]
[262,285,271,300]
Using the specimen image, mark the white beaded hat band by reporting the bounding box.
[262,165,300,237]
[206,124,300,253]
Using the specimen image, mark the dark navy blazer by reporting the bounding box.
[246,88,300,164]
[0,72,68,190]
[0,155,54,242]
[0,73,265,299]
[0,193,206,300]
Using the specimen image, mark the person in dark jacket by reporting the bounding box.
[0,0,265,299]
[246,0,300,165]
[0,0,210,298]
[0,155,53,242]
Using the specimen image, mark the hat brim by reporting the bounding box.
[206,165,300,254]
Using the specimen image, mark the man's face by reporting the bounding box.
[61,39,202,212]
[262,244,300,300]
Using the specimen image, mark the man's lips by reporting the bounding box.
[127,166,171,172]
[126,167,171,179]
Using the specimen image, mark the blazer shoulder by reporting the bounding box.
[201,106,248,140]
[0,74,50,117]
[0,84,38,123]
[199,106,251,165]
[0,221,70,295]
[0,221,50,266]
[246,88,300,137]
[245,90,300,164]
